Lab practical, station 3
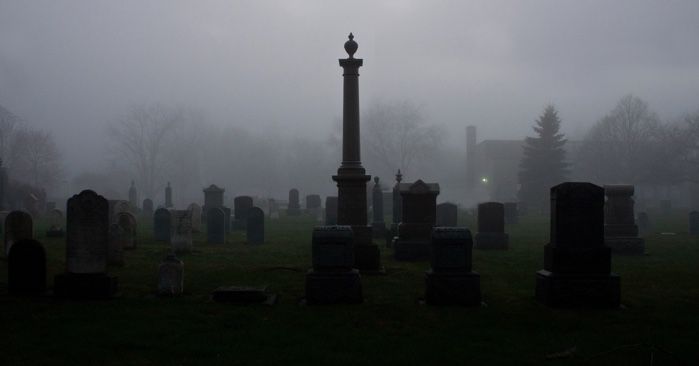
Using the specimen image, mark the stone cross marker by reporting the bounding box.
[153,208,172,242]
[4,211,33,256]
[170,210,192,253]
[247,207,265,245]
[8,239,46,295]
[207,207,226,244]
[474,202,509,250]
[604,185,644,255]
[436,202,458,227]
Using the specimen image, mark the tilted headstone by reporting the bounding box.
[188,203,202,233]
[46,208,65,237]
[170,210,192,253]
[142,198,154,218]
[436,202,458,227]
[107,223,125,266]
[392,180,440,260]
[535,182,620,308]
[425,227,480,306]
[4,211,33,256]
[287,189,301,216]
[604,185,644,255]
[246,207,265,245]
[325,196,338,225]
[8,239,46,295]
[233,196,253,230]
[305,226,362,304]
[207,207,226,244]
[153,208,172,242]
[158,253,183,296]
[504,202,519,225]
[117,212,137,250]
[474,202,509,249]
[371,177,386,239]
[689,211,699,236]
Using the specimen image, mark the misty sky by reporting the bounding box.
[1,1,698,174]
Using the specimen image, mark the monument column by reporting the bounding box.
[332,33,381,272]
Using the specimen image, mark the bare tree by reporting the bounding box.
[12,128,63,189]
[363,100,443,178]
[0,104,22,167]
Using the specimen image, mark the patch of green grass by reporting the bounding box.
[1,211,698,365]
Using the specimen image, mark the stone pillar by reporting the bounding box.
[331,33,380,272]
[604,185,644,255]
[371,177,386,239]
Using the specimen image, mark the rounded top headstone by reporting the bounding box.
[344,33,358,58]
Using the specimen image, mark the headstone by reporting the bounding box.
[233,196,253,230]
[46,208,65,238]
[474,202,509,249]
[306,194,321,210]
[165,182,173,208]
[203,184,224,217]
[8,239,46,295]
[604,185,644,255]
[305,226,362,304]
[637,212,651,236]
[325,196,338,225]
[142,198,154,218]
[287,189,301,216]
[689,211,699,236]
[170,210,192,253]
[535,182,620,308]
[54,190,118,298]
[207,207,226,244]
[117,212,137,250]
[128,180,138,209]
[4,211,33,256]
[188,203,202,233]
[109,200,130,223]
[107,223,125,266]
[424,228,481,306]
[371,177,387,239]
[158,253,183,296]
[436,202,458,227]
[504,202,519,225]
[153,208,172,242]
[392,180,440,260]
[246,207,265,245]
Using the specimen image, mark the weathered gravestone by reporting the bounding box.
[474,202,509,250]
[158,253,183,296]
[392,180,440,260]
[325,196,338,225]
[305,226,362,304]
[109,200,130,222]
[233,196,253,230]
[117,212,137,250]
[8,239,46,295]
[142,198,154,218]
[188,203,202,233]
[637,212,651,236]
[371,177,386,239]
[436,202,458,227]
[54,190,118,298]
[46,208,65,238]
[287,189,301,216]
[153,208,172,242]
[247,207,265,245]
[425,228,481,306]
[604,185,644,255]
[170,210,192,253]
[504,202,519,225]
[688,211,699,236]
[203,184,224,216]
[4,211,33,256]
[107,223,125,266]
[535,182,620,308]
[165,182,173,208]
[128,180,138,209]
[207,207,226,244]
[306,194,322,220]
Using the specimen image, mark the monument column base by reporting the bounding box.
[605,237,645,255]
[54,273,118,299]
[305,269,362,304]
[474,232,509,250]
[535,270,620,308]
[425,270,481,306]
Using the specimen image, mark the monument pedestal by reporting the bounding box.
[54,273,118,299]
[474,232,509,250]
[305,269,362,305]
[605,237,645,255]
[425,270,481,306]
[535,270,620,308]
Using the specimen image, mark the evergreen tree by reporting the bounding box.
[518,105,569,213]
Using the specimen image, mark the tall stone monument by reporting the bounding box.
[604,185,644,255]
[371,177,386,239]
[331,33,380,272]
[165,182,173,208]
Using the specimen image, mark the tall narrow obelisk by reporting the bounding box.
[332,33,381,272]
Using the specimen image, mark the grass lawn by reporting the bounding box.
[1,210,698,365]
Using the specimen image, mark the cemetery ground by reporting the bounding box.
[1,212,698,365]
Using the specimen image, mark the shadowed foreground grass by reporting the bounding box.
[0,210,698,365]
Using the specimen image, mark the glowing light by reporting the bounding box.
[481,177,489,184]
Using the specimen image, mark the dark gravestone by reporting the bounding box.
[371,177,386,239]
[325,196,338,225]
[158,253,183,296]
[165,182,173,208]
[306,194,321,209]
[425,228,481,306]
[117,212,137,250]
[233,196,253,230]
[107,223,125,266]
[8,239,46,295]
[202,184,224,218]
[4,211,33,256]
[287,189,301,216]
[474,202,509,250]
[142,198,154,218]
[504,202,519,225]
[689,211,699,236]
[153,208,171,242]
[637,212,651,237]
[436,202,458,227]
[535,182,620,308]
[604,185,644,255]
[54,190,117,298]
[46,208,65,238]
[170,210,192,253]
[393,180,440,260]
[207,207,226,244]
[305,225,362,304]
[246,207,265,245]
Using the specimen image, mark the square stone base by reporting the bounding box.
[605,237,645,255]
[393,239,431,261]
[354,244,383,272]
[54,273,118,299]
[474,232,509,250]
[425,270,481,306]
[305,269,362,305]
[535,270,620,308]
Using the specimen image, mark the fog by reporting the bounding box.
[1,1,698,205]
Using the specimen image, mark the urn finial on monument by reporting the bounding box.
[344,33,358,58]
